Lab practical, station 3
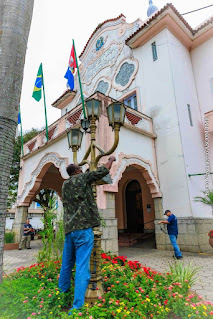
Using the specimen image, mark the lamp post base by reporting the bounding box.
[85,228,103,303]
[85,279,104,303]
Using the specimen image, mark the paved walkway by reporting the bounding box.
[3,239,43,274]
[3,239,213,302]
[120,246,213,302]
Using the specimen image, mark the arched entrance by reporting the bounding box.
[14,153,68,241]
[34,164,64,200]
[115,164,156,247]
[125,180,143,233]
[17,152,68,207]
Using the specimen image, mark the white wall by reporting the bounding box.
[5,218,14,230]
[28,217,44,230]
[133,29,192,218]
[191,38,213,116]
[191,37,213,192]
[6,216,44,230]
[166,30,212,217]
[116,127,154,165]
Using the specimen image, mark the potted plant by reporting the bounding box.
[4,232,19,250]
[194,190,213,248]
[208,230,213,248]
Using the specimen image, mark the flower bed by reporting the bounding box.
[0,254,213,318]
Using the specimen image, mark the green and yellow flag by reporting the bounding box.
[32,63,49,141]
[32,63,43,102]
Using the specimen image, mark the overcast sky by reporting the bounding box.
[20,0,213,132]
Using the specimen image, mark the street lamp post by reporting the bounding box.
[67,97,126,302]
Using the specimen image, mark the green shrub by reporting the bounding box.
[4,232,15,244]
[37,197,64,263]
[168,261,200,287]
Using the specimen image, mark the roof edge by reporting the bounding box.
[79,14,126,59]
[126,3,213,46]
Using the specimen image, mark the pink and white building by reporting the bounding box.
[14,2,213,254]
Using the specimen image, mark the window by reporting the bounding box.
[36,202,41,208]
[124,93,137,110]
[187,104,193,126]
[152,42,158,61]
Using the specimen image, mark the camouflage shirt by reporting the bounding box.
[62,166,109,234]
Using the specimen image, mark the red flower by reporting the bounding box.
[208,230,213,238]
[17,266,26,272]
[164,299,168,305]
[143,267,150,275]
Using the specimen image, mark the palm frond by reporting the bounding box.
[194,191,213,208]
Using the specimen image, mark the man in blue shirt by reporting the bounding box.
[159,210,182,259]
[18,219,33,250]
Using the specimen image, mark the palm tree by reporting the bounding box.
[194,191,213,209]
[0,0,34,282]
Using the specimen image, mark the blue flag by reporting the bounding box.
[64,45,76,90]
[64,67,74,90]
[18,112,21,124]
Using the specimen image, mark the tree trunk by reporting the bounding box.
[0,0,34,282]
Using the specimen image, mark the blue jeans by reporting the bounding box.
[169,235,182,257]
[58,228,94,311]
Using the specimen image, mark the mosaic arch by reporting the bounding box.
[103,153,161,198]
[17,152,69,207]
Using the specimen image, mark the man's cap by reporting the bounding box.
[164,209,171,215]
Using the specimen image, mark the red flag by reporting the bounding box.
[68,45,76,74]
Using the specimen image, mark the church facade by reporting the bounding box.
[14,3,213,254]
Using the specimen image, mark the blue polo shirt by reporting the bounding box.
[23,223,32,236]
[167,214,178,236]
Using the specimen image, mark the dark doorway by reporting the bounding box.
[125,180,143,233]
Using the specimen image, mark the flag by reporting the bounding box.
[32,63,49,140]
[64,45,76,90]
[18,105,24,156]
[32,64,43,102]
[18,112,21,124]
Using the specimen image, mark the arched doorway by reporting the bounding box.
[14,153,68,242]
[125,180,144,233]
[115,164,156,247]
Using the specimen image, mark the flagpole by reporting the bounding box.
[19,104,24,157]
[41,63,49,141]
[72,39,86,119]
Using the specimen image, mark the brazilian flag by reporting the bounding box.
[32,63,43,102]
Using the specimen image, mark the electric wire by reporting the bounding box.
[182,4,213,16]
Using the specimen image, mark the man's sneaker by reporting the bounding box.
[27,247,32,249]
[176,256,183,260]
[18,248,22,250]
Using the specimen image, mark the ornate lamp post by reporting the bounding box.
[67,98,126,302]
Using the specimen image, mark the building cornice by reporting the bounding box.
[52,89,76,109]
[126,3,213,51]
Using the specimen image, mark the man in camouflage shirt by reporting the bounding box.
[58,156,116,314]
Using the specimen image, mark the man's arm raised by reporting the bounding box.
[104,156,116,170]
[85,156,116,184]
